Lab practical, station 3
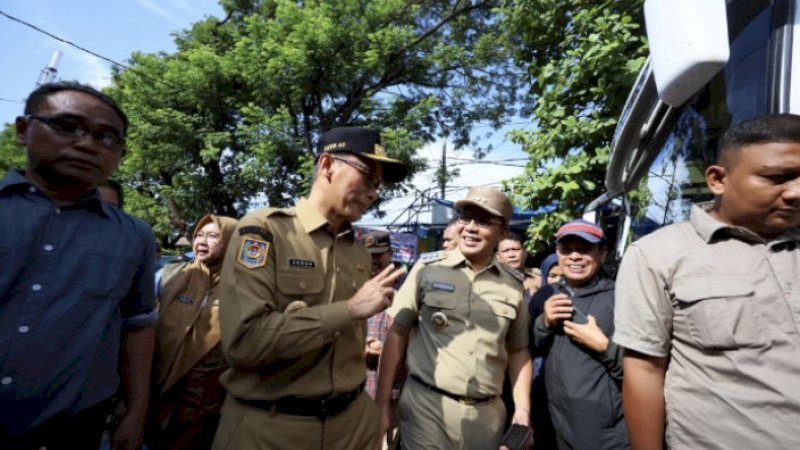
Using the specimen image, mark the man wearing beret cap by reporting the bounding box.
[378,185,533,450]
[214,127,408,450]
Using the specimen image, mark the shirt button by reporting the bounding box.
[18,326,29,333]
[336,267,341,273]
[333,331,341,338]
[54,208,61,214]
[28,186,36,193]
[31,284,42,292]
[43,244,54,251]
[1,377,12,385]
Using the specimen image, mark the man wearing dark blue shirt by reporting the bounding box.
[0,82,157,450]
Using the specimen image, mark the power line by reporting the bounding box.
[0,9,134,72]
[0,97,23,103]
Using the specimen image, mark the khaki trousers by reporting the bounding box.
[398,377,506,450]
[211,391,379,450]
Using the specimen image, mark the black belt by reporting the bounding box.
[235,384,364,418]
[410,374,495,405]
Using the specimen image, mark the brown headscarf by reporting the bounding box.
[155,214,238,394]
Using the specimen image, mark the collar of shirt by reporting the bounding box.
[0,170,109,217]
[294,197,354,242]
[691,204,800,246]
[443,248,502,275]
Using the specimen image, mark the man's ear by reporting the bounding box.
[705,164,727,196]
[15,116,28,146]
[317,153,334,182]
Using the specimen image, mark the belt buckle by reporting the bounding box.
[459,396,477,406]
[319,397,329,417]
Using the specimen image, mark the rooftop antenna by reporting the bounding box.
[36,50,62,86]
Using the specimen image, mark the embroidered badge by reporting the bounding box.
[431,281,455,292]
[237,238,270,269]
[288,258,316,269]
[419,251,447,264]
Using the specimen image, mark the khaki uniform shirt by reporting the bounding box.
[218,198,370,400]
[389,250,528,398]
[615,205,800,449]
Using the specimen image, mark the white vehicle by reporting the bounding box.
[588,0,800,258]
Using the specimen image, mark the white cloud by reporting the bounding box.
[134,0,182,27]
[72,51,113,90]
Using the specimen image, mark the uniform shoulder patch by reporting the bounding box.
[264,207,295,218]
[500,264,525,283]
[237,237,270,269]
[418,250,448,264]
[239,225,273,242]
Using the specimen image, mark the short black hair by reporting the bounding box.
[502,231,523,243]
[717,114,800,163]
[98,179,124,209]
[24,81,128,136]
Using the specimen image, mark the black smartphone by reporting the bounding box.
[555,280,589,324]
[502,423,532,450]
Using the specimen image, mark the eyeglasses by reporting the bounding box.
[456,211,504,228]
[329,154,382,191]
[556,240,597,255]
[195,232,221,242]
[27,114,125,151]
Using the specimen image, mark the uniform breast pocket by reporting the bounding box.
[276,270,325,308]
[421,291,458,331]
[674,277,763,350]
[485,297,518,333]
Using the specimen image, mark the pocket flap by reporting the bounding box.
[422,291,458,309]
[487,298,518,320]
[674,277,754,303]
[276,270,325,296]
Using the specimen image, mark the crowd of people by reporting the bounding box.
[1,80,799,450]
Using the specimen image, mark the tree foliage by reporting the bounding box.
[106,0,518,242]
[501,0,648,250]
[0,124,26,176]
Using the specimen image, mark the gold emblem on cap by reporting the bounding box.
[431,311,448,329]
[374,143,386,156]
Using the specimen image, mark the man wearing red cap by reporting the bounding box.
[531,219,628,450]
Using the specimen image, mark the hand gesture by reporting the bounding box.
[563,315,609,353]
[543,293,572,328]
[348,264,406,320]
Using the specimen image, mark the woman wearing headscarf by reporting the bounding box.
[148,214,238,450]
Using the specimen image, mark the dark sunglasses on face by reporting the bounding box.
[456,210,504,228]
[27,114,125,151]
[329,153,382,191]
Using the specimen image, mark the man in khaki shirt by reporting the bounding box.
[615,114,800,450]
[213,127,408,450]
[377,186,533,450]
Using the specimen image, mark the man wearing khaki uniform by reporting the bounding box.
[213,127,408,450]
[615,114,800,449]
[377,186,533,450]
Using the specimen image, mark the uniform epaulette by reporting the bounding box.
[263,207,295,217]
[500,264,525,283]
[418,250,448,264]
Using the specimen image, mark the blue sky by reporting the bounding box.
[0,1,531,221]
[0,0,223,125]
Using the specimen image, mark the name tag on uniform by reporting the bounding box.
[431,282,455,292]
[289,258,316,268]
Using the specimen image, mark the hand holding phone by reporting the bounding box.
[501,423,532,450]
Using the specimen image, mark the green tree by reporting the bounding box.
[501,0,648,250]
[107,0,518,241]
[0,123,27,176]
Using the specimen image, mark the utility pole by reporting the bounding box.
[36,50,62,86]
[435,112,449,198]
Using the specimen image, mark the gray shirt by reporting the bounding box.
[0,170,157,436]
[615,205,800,449]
